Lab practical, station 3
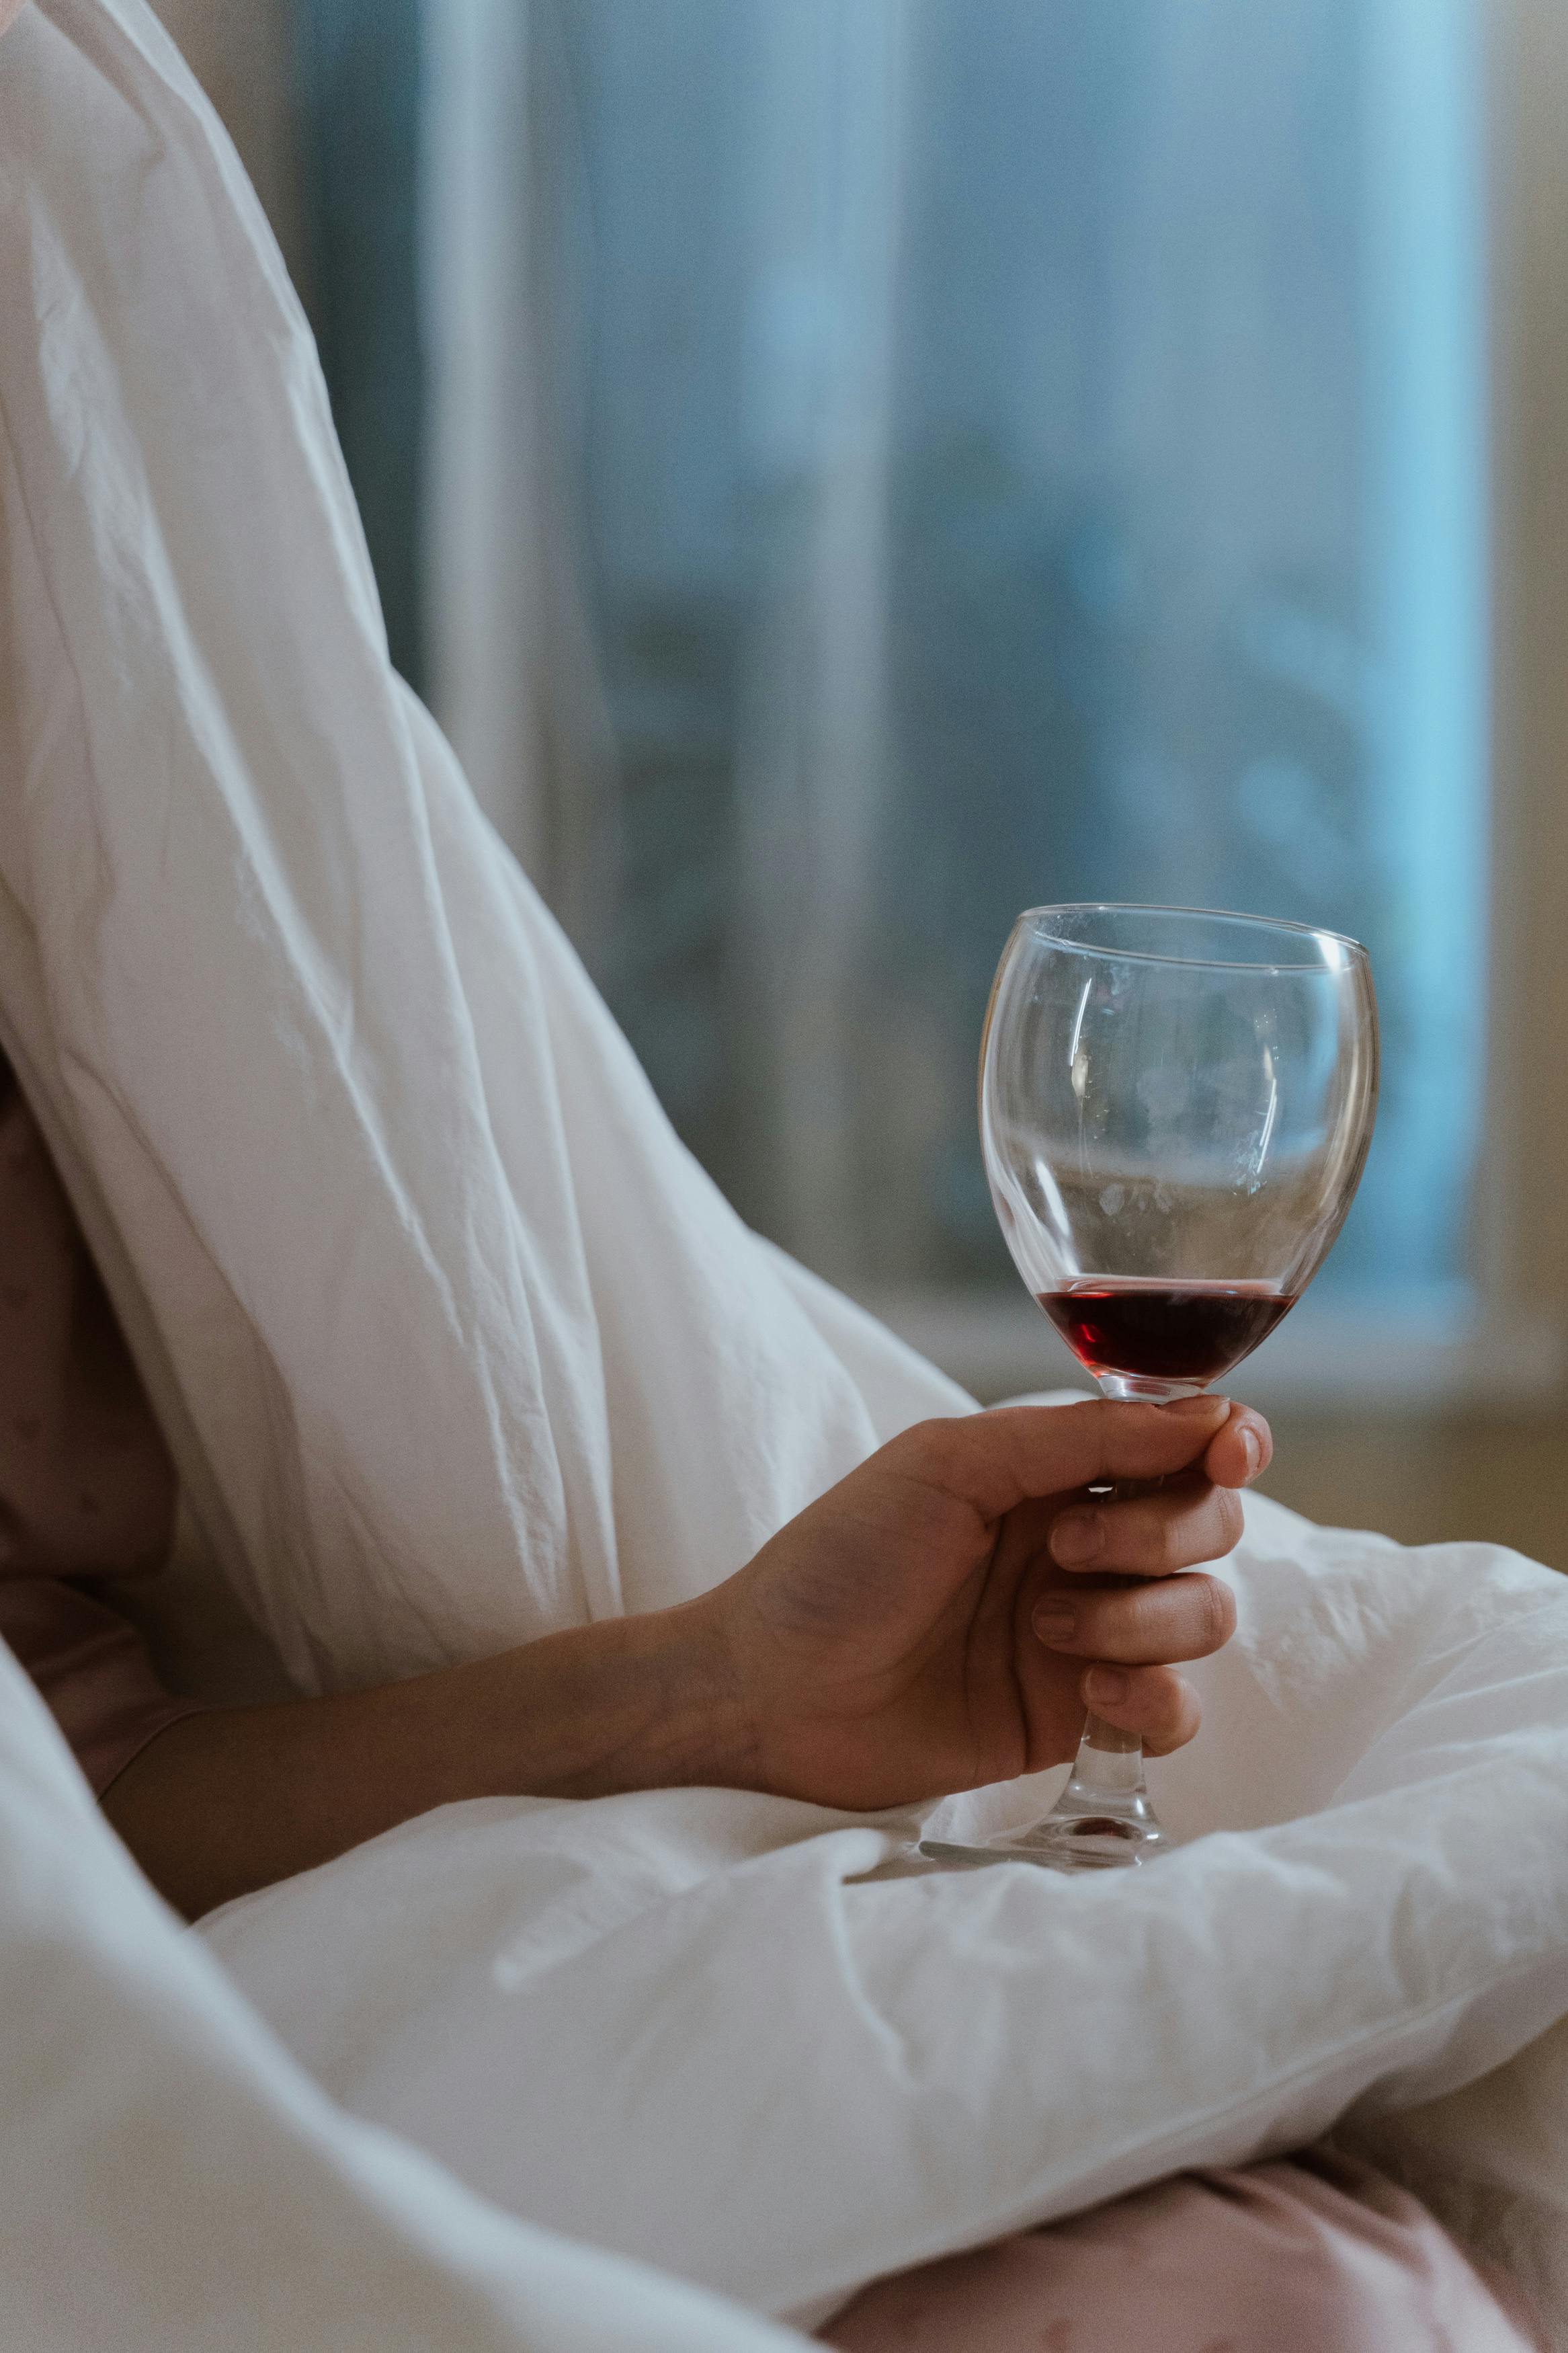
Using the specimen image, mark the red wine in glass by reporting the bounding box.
[1038,1278,1297,1388]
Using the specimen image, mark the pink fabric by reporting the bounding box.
[0,1052,197,1791]
[821,2149,1544,2352]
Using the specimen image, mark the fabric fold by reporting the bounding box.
[3,5,1568,2347]
[0,0,968,1696]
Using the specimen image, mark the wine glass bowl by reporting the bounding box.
[983,904,1379,1402]
[921,904,1378,1874]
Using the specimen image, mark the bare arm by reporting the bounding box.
[104,1396,1269,1920]
[101,1599,746,1921]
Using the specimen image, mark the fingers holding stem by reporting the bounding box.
[1032,1566,1235,1665]
[1034,1395,1268,1759]
[1044,1398,1270,1578]
[1079,1663,1203,1757]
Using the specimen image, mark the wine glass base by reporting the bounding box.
[919,1743,1171,1873]
[919,1814,1167,1872]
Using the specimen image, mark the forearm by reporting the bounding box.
[102,1597,749,1921]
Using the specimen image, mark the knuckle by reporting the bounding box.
[1090,1393,1145,1443]
[1189,1573,1235,1656]
[1140,1497,1196,1572]
[1153,1509,1189,1571]
[1129,1660,1173,1717]
[1146,1676,1200,1754]
[913,1414,958,1452]
[1082,1396,1119,1452]
[1161,1488,1241,1570]
[899,1417,958,1473]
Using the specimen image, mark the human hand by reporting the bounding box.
[105,1392,1265,1917]
[704,1396,1269,1811]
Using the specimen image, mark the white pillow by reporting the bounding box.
[200,1494,1568,2333]
[0,1635,806,2353]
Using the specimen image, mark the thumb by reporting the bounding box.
[885,1396,1233,1523]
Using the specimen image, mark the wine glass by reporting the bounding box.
[921,904,1378,1872]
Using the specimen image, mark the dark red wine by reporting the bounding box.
[1038,1279,1296,1384]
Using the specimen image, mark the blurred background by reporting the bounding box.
[153,0,1568,1564]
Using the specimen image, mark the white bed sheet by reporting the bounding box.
[0,1636,806,2353]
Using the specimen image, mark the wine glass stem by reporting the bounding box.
[1081,1711,1141,1758]
[1066,1467,1161,1796]
[1073,1470,1164,1771]
[916,1463,1173,1868]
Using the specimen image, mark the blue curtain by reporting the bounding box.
[296,0,1486,1309]
[295,0,427,693]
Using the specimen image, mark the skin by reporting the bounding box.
[105,1395,1269,1919]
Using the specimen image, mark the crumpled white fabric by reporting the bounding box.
[0,0,966,1698]
[196,1492,1568,2331]
[0,1629,807,2352]
[3,1,1568,2346]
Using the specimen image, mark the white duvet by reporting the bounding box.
[194,1494,1568,2331]
[1,2,1567,2346]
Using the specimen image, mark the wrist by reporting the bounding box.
[491,1595,759,1801]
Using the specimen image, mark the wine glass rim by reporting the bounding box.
[1017,901,1370,973]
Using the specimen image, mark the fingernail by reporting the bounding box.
[1163,1393,1229,1419]
[1050,1510,1104,1566]
[1239,1423,1261,1477]
[1033,1605,1077,1644]
[1085,1667,1129,1706]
